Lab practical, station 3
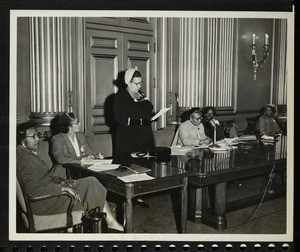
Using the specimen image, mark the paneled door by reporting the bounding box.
[85,29,122,136]
[123,33,155,101]
[85,22,155,156]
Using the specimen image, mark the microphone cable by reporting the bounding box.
[224,162,277,233]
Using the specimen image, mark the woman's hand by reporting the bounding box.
[212,119,220,125]
[61,184,81,202]
[81,154,94,162]
[95,152,104,159]
[199,138,212,145]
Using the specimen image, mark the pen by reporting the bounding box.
[117,166,139,174]
[222,139,235,149]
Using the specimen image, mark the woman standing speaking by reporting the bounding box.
[113,67,155,159]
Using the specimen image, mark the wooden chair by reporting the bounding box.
[16,171,84,233]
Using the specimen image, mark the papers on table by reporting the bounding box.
[171,146,193,155]
[103,164,154,182]
[88,163,120,172]
[117,173,155,182]
[81,159,155,182]
[104,164,151,177]
[237,134,257,141]
[210,138,239,151]
[151,107,172,121]
[83,159,120,172]
[81,159,113,165]
[171,145,210,155]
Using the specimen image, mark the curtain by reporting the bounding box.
[178,18,237,110]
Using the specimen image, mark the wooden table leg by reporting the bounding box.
[125,187,134,233]
[180,177,188,233]
[213,181,228,230]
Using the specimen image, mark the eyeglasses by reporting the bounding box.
[192,117,202,121]
[131,81,143,86]
[26,134,39,139]
[71,120,80,125]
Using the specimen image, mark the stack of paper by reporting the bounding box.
[84,159,121,172]
[171,146,194,155]
[210,138,239,151]
[103,164,154,182]
[88,163,120,172]
[237,135,257,141]
[118,173,155,182]
[81,159,113,165]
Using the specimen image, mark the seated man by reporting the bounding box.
[16,121,123,232]
[176,108,212,146]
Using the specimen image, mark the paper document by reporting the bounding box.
[88,163,120,172]
[151,107,172,121]
[237,135,257,141]
[171,146,194,156]
[118,173,155,182]
[81,159,113,165]
[104,164,151,177]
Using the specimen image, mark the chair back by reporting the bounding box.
[170,129,179,147]
[16,170,35,231]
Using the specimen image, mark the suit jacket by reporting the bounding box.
[51,132,96,164]
[17,145,107,215]
[51,132,97,178]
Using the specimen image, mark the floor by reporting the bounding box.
[129,176,287,234]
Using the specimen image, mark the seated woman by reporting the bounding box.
[256,104,283,137]
[176,108,211,146]
[16,122,123,232]
[201,106,225,141]
[51,113,104,179]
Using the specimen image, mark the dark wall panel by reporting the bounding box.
[237,19,274,112]
[17,17,31,123]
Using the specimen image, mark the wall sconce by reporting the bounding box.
[251,34,269,80]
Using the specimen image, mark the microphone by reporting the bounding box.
[175,92,179,102]
[138,90,146,100]
[209,119,220,148]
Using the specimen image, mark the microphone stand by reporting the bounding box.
[210,120,220,148]
[175,93,179,131]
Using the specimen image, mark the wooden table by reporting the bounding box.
[169,135,287,230]
[64,159,188,233]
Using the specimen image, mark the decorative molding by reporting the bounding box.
[90,36,118,49]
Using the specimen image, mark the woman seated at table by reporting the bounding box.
[201,106,225,141]
[256,104,283,137]
[175,108,211,146]
[17,122,123,232]
[51,113,104,179]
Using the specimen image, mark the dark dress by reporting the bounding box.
[256,115,283,136]
[113,89,155,157]
[202,119,224,141]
